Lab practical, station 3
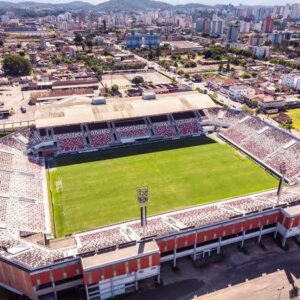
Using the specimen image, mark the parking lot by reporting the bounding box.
[0,85,35,126]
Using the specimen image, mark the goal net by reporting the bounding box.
[55,179,63,193]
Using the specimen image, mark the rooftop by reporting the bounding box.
[35,92,216,128]
[81,240,158,271]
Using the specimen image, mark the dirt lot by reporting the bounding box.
[101,73,131,89]
[127,235,300,300]
[124,71,172,85]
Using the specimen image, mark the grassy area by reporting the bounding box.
[198,70,217,75]
[49,138,278,237]
[286,108,300,131]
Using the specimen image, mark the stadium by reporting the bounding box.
[0,93,299,300]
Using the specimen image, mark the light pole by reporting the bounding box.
[137,186,149,236]
[277,162,286,206]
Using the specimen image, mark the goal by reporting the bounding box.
[55,179,63,193]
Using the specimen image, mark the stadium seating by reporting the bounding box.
[78,227,128,253]
[129,219,175,237]
[172,205,237,228]
[1,135,27,152]
[176,119,200,136]
[0,171,10,195]
[152,121,176,137]
[220,114,300,180]
[225,197,273,213]
[267,143,300,178]
[10,174,43,200]
[0,198,7,224]
[56,132,85,152]
[18,202,46,232]
[90,129,114,148]
[0,152,13,171]
[116,124,150,140]
[258,190,300,205]
[11,248,64,269]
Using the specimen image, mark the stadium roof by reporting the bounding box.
[35,92,216,128]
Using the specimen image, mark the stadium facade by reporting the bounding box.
[0,102,300,300]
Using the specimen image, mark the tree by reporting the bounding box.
[204,49,213,59]
[111,84,119,92]
[148,50,154,60]
[280,122,293,131]
[155,46,161,57]
[241,72,251,79]
[3,55,32,76]
[226,60,230,72]
[241,104,255,114]
[74,32,83,45]
[85,37,93,50]
[218,62,223,72]
[132,76,144,84]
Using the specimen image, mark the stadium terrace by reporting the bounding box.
[0,104,299,300]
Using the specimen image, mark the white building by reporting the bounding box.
[210,14,224,37]
[250,46,270,59]
[229,85,256,100]
[239,21,251,33]
[281,74,300,90]
[290,3,300,19]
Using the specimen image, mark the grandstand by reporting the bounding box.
[0,99,300,299]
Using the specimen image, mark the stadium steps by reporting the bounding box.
[109,121,118,142]
[47,128,54,139]
[145,117,155,136]
[194,110,202,120]
[81,124,92,148]
[168,114,179,135]
[86,283,101,300]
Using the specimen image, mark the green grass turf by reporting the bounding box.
[49,138,278,237]
[286,108,300,131]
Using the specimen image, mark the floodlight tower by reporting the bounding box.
[137,186,149,234]
[277,162,286,206]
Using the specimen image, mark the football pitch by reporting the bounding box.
[49,137,278,237]
[286,108,300,131]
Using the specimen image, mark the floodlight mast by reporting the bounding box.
[137,186,149,235]
[277,162,286,206]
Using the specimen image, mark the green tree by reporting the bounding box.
[132,76,144,84]
[3,55,32,76]
[218,62,223,72]
[85,37,93,50]
[111,84,119,92]
[74,32,83,45]
[280,122,293,131]
[155,46,161,57]
[148,50,154,60]
[241,72,251,79]
[226,60,230,72]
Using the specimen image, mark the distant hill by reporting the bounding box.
[96,0,172,11]
[0,0,93,10]
[0,0,211,11]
